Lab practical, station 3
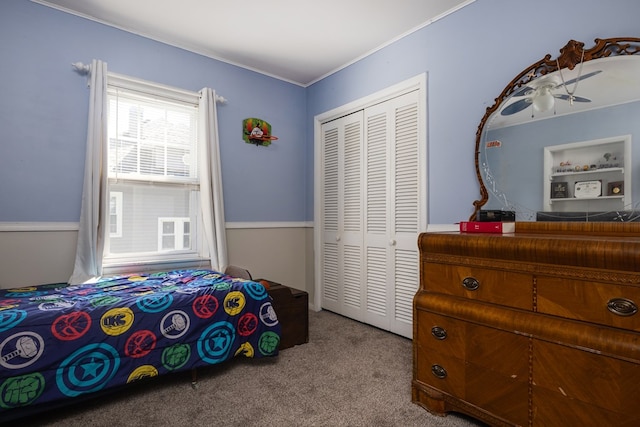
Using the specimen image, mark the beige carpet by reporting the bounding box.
[25,310,484,427]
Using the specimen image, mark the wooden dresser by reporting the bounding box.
[412,222,640,426]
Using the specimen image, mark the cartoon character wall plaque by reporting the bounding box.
[243,118,278,147]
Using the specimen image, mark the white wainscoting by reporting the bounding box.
[0,222,316,305]
[226,225,315,305]
[0,227,79,287]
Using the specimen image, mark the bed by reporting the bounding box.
[0,269,281,420]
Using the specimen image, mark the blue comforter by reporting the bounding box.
[0,269,280,415]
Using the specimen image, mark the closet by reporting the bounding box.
[315,78,426,339]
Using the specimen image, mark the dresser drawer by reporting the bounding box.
[423,262,533,310]
[537,276,640,331]
[414,310,466,398]
[416,309,529,373]
[415,310,529,425]
[533,340,640,426]
[416,347,528,427]
[415,339,466,397]
[415,311,465,358]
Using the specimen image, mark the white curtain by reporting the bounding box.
[198,88,228,271]
[69,60,108,284]
[69,67,227,281]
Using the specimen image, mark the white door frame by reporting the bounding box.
[313,73,428,311]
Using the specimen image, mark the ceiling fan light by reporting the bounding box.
[532,87,555,112]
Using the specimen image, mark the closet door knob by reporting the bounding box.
[389,239,396,246]
[336,236,341,242]
[462,277,480,291]
[607,297,638,316]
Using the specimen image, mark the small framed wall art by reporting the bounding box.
[243,118,278,147]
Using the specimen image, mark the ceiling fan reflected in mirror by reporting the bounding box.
[500,69,602,116]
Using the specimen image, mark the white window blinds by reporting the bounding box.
[104,77,204,265]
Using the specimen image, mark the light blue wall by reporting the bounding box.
[0,0,306,223]
[306,0,640,223]
[2,0,640,225]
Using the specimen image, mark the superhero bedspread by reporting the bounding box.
[0,269,281,417]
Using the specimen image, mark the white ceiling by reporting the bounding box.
[33,0,472,86]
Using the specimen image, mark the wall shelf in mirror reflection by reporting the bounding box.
[542,135,631,213]
[473,37,640,222]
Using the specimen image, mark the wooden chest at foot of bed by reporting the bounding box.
[261,280,309,349]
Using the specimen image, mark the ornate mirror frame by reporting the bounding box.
[471,37,640,221]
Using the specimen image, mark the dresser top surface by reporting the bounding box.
[420,230,640,272]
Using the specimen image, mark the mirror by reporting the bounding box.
[472,37,640,222]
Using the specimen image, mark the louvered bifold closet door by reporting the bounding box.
[320,112,364,320]
[391,91,422,338]
[364,90,423,338]
[363,105,390,331]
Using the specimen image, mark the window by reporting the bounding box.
[109,192,123,238]
[158,217,191,251]
[103,75,207,272]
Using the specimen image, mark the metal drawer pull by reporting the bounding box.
[431,364,447,379]
[431,326,447,340]
[607,298,638,317]
[462,277,480,291]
